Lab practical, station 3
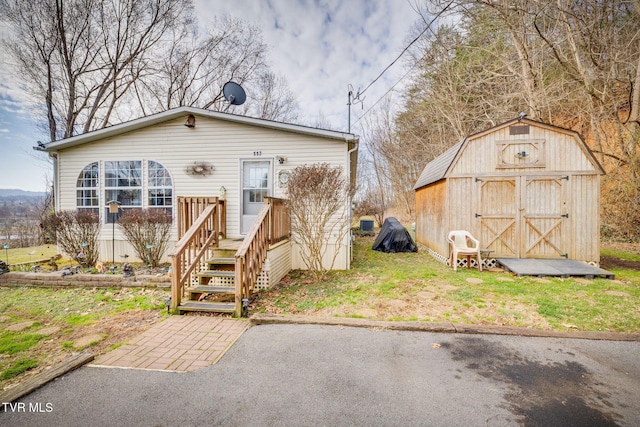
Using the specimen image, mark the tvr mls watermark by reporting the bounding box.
[2,402,53,413]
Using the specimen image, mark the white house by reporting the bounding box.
[43,106,359,315]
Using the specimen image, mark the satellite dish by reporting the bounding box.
[223,81,246,106]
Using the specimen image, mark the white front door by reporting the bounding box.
[240,160,272,234]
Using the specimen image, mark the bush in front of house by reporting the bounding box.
[42,210,100,267]
[118,209,172,267]
[286,163,352,281]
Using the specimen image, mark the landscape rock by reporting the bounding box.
[6,320,37,331]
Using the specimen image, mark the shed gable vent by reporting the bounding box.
[509,124,530,135]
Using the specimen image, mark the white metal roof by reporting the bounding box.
[44,106,358,151]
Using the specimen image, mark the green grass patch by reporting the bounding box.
[0,286,168,389]
[0,332,45,354]
[2,245,59,265]
[66,314,99,326]
[252,236,640,333]
[601,247,640,262]
[61,341,75,350]
[0,358,39,380]
[0,288,166,325]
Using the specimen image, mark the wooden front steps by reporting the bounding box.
[171,198,291,316]
[177,241,242,315]
[178,301,236,313]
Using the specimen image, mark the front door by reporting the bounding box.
[240,160,272,234]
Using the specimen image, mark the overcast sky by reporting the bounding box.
[0,0,421,191]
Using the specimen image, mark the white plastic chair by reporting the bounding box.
[447,230,482,272]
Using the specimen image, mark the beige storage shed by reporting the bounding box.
[414,117,605,266]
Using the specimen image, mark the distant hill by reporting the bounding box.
[0,189,48,199]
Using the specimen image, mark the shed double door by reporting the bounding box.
[477,176,568,258]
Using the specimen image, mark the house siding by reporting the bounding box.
[55,113,352,268]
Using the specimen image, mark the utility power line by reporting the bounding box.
[350,0,454,128]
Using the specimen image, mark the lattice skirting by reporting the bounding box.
[255,270,270,290]
[426,247,497,269]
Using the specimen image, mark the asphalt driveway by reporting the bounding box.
[2,324,639,426]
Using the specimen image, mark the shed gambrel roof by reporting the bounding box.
[413,140,464,190]
[43,106,358,151]
[413,117,604,191]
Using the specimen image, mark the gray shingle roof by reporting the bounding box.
[413,140,464,190]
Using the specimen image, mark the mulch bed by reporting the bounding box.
[600,256,640,270]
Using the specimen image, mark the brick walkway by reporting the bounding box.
[91,316,249,372]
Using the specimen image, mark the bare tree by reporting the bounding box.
[389,0,640,238]
[1,0,192,141]
[2,0,299,144]
[137,15,299,122]
[286,164,351,280]
[361,100,424,218]
[243,71,299,122]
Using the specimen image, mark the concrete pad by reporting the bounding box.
[497,258,615,278]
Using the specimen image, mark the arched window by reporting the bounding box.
[148,160,173,217]
[76,162,99,215]
[78,160,173,223]
[105,160,142,222]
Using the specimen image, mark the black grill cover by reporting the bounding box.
[372,217,417,253]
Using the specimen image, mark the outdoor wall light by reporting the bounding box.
[184,114,196,128]
[515,151,528,158]
[219,186,227,200]
[276,156,287,165]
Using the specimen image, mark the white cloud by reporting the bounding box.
[196,0,419,130]
[0,0,421,191]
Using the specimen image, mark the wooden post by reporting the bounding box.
[234,256,243,317]
[170,255,181,313]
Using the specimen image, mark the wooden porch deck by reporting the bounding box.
[496,258,614,279]
[217,238,243,251]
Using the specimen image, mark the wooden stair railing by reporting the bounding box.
[266,197,291,244]
[169,202,222,312]
[234,203,270,317]
[234,197,291,317]
[170,197,289,316]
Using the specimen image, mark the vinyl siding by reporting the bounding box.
[55,114,352,267]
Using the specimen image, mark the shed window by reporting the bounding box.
[76,162,99,216]
[509,125,530,135]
